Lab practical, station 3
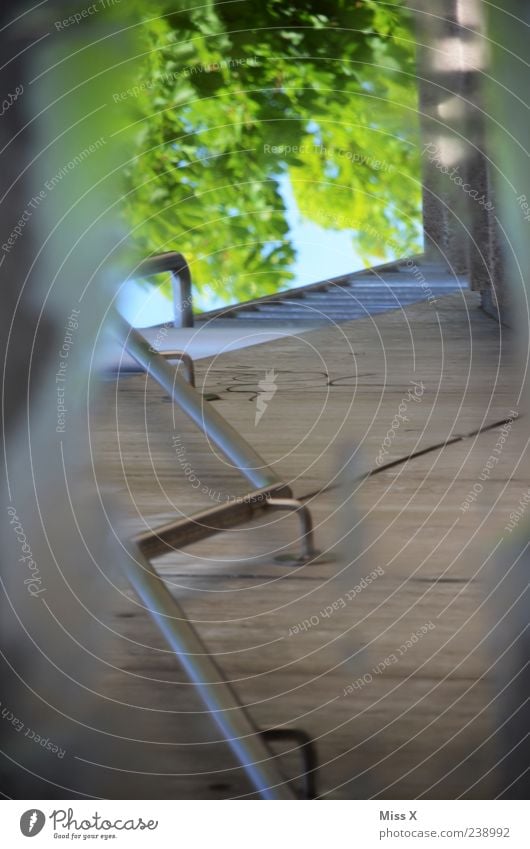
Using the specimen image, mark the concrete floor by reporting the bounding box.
[78,288,527,799]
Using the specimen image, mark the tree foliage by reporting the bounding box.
[121,0,422,309]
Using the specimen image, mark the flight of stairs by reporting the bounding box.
[197,259,467,327]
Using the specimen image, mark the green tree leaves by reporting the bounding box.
[121,1,422,310]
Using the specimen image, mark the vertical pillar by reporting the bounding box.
[411,0,507,322]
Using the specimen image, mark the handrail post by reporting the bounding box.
[137,251,194,327]
[171,258,193,328]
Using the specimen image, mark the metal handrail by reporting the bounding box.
[110,288,316,799]
[137,251,193,327]
[124,542,295,799]
[112,310,283,492]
